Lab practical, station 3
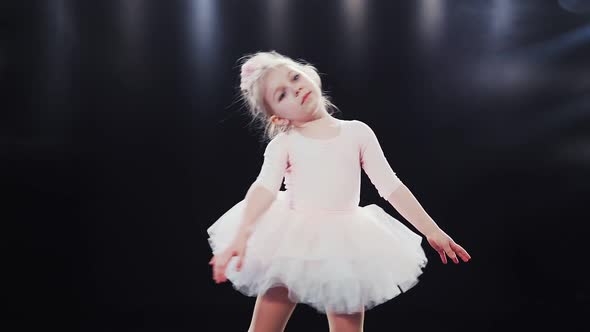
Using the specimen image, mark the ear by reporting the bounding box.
[270,115,290,126]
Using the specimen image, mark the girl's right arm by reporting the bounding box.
[212,182,277,282]
[235,183,277,238]
[211,134,288,282]
[236,133,289,238]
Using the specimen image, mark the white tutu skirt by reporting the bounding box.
[207,191,428,314]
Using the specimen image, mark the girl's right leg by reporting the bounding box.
[248,286,298,332]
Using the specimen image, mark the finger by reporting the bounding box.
[449,241,469,261]
[213,255,222,281]
[221,251,237,278]
[213,261,220,282]
[439,250,447,264]
[451,242,471,261]
[220,258,230,282]
[456,247,471,262]
[215,263,228,283]
[211,257,219,281]
[444,246,459,264]
[214,248,239,282]
[236,255,243,271]
[237,247,248,271]
[213,262,221,282]
[214,254,230,282]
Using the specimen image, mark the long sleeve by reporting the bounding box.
[357,120,403,200]
[253,133,289,195]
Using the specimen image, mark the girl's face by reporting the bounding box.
[262,64,322,126]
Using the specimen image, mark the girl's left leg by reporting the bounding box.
[326,307,365,332]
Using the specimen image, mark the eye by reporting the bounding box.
[278,74,300,102]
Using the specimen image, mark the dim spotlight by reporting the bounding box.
[558,0,590,14]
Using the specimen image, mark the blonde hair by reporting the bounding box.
[236,50,340,142]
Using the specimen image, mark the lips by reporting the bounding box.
[301,91,311,104]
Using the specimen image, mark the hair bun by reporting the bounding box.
[239,54,273,93]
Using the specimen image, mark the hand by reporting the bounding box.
[426,229,471,264]
[209,233,249,284]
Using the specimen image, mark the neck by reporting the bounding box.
[292,108,335,129]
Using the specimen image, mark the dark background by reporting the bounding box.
[3,0,590,331]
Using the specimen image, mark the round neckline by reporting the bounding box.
[291,119,345,142]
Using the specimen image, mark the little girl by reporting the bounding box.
[207,50,471,332]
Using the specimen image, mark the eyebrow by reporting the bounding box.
[272,70,294,101]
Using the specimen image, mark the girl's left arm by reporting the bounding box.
[356,120,471,264]
[387,183,472,264]
[386,184,440,237]
[387,183,442,237]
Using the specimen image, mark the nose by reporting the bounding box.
[296,87,303,96]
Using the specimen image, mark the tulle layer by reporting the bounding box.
[206,191,428,314]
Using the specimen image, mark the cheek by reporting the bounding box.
[276,105,295,119]
[291,100,302,111]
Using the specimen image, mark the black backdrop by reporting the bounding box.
[3,1,590,331]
